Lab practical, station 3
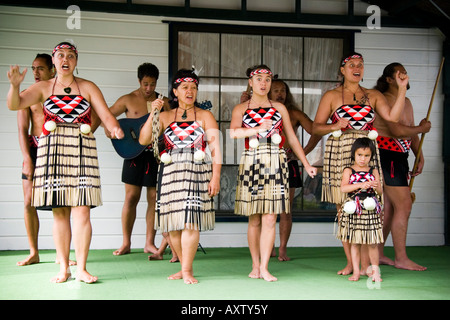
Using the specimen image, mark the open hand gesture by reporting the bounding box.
[7,65,27,87]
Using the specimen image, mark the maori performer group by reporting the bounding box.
[7,41,433,284]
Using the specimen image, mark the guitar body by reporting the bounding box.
[111,100,212,159]
[111,114,150,159]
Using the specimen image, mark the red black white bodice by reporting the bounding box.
[242,107,283,138]
[349,168,376,198]
[163,121,205,151]
[331,105,375,131]
[43,95,91,124]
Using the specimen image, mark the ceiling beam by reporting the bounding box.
[0,0,435,30]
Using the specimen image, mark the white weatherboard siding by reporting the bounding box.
[0,4,445,250]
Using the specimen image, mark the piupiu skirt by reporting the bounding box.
[32,123,102,210]
[322,130,383,204]
[336,206,384,245]
[156,150,214,232]
[235,143,289,216]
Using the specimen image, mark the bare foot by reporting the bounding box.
[277,247,291,262]
[379,255,395,266]
[370,271,382,282]
[348,273,360,281]
[168,270,182,280]
[144,245,159,255]
[395,258,427,271]
[148,253,163,261]
[182,271,198,284]
[113,245,131,256]
[170,256,179,263]
[76,270,98,284]
[337,264,353,275]
[17,254,39,266]
[248,267,261,279]
[51,271,72,283]
[260,269,277,282]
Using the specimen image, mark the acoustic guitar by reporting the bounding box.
[111,113,150,159]
[111,100,212,159]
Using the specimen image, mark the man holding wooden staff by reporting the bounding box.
[373,62,432,271]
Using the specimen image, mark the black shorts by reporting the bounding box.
[379,149,409,187]
[288,160,303,188]
[122,149,158,187]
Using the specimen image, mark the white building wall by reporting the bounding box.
[0,3,445,250]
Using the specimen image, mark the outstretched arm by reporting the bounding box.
[372,71,409,122]
[7,65,43,110]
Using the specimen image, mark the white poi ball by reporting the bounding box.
[363,197,376,210]
[80,124,91,134]
[332,130,342,139]
[271,133,282,145]
[343,201,356,214]
[368,130,378,140]
[160,152,172,164]
[44,120,57,132]
[249,138,259,149]
[194,149,205,161]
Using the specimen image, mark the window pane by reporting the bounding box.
[218,163,238,213]
[175,26,350,217]
[263,36,303,79]
[303,80,339,122]
[221,34,261,78]
[220,78,248,121]
[304,37,343,81]
[197,77,220,119]
[178,32,220,76]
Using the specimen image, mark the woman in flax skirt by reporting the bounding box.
[7,42,124,283]
[312,52,409,276]
[229,65,317,282]
[140,69,221,284]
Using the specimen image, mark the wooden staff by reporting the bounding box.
[410,57,445,201]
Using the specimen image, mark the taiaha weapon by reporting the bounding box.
[410,57,445,202]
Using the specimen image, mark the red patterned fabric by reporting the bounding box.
[331,105,375,131]
[164,121,205,151]
[376,136,411,153]
[43,95,91,125]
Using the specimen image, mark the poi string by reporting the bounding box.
[151,93,164,160]
[409,57,445,202]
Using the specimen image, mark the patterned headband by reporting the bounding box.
[341,54,363,66]
[249,68,273,78]
[174,77,199,85]
[52,44,78,56]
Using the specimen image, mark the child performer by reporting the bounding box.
[338,137,383,282]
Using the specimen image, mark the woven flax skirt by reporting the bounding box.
[32,123,102,210]
[235,143,289,216]
[322,130,383,204]
[156,150,214,233]
[336,208,384,245]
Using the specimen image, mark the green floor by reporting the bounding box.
[1,246,449,301]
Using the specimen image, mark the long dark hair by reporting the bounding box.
[374,62,403,93]
[270,78,299,111]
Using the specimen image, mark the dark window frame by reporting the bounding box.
[168,22,356,222]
